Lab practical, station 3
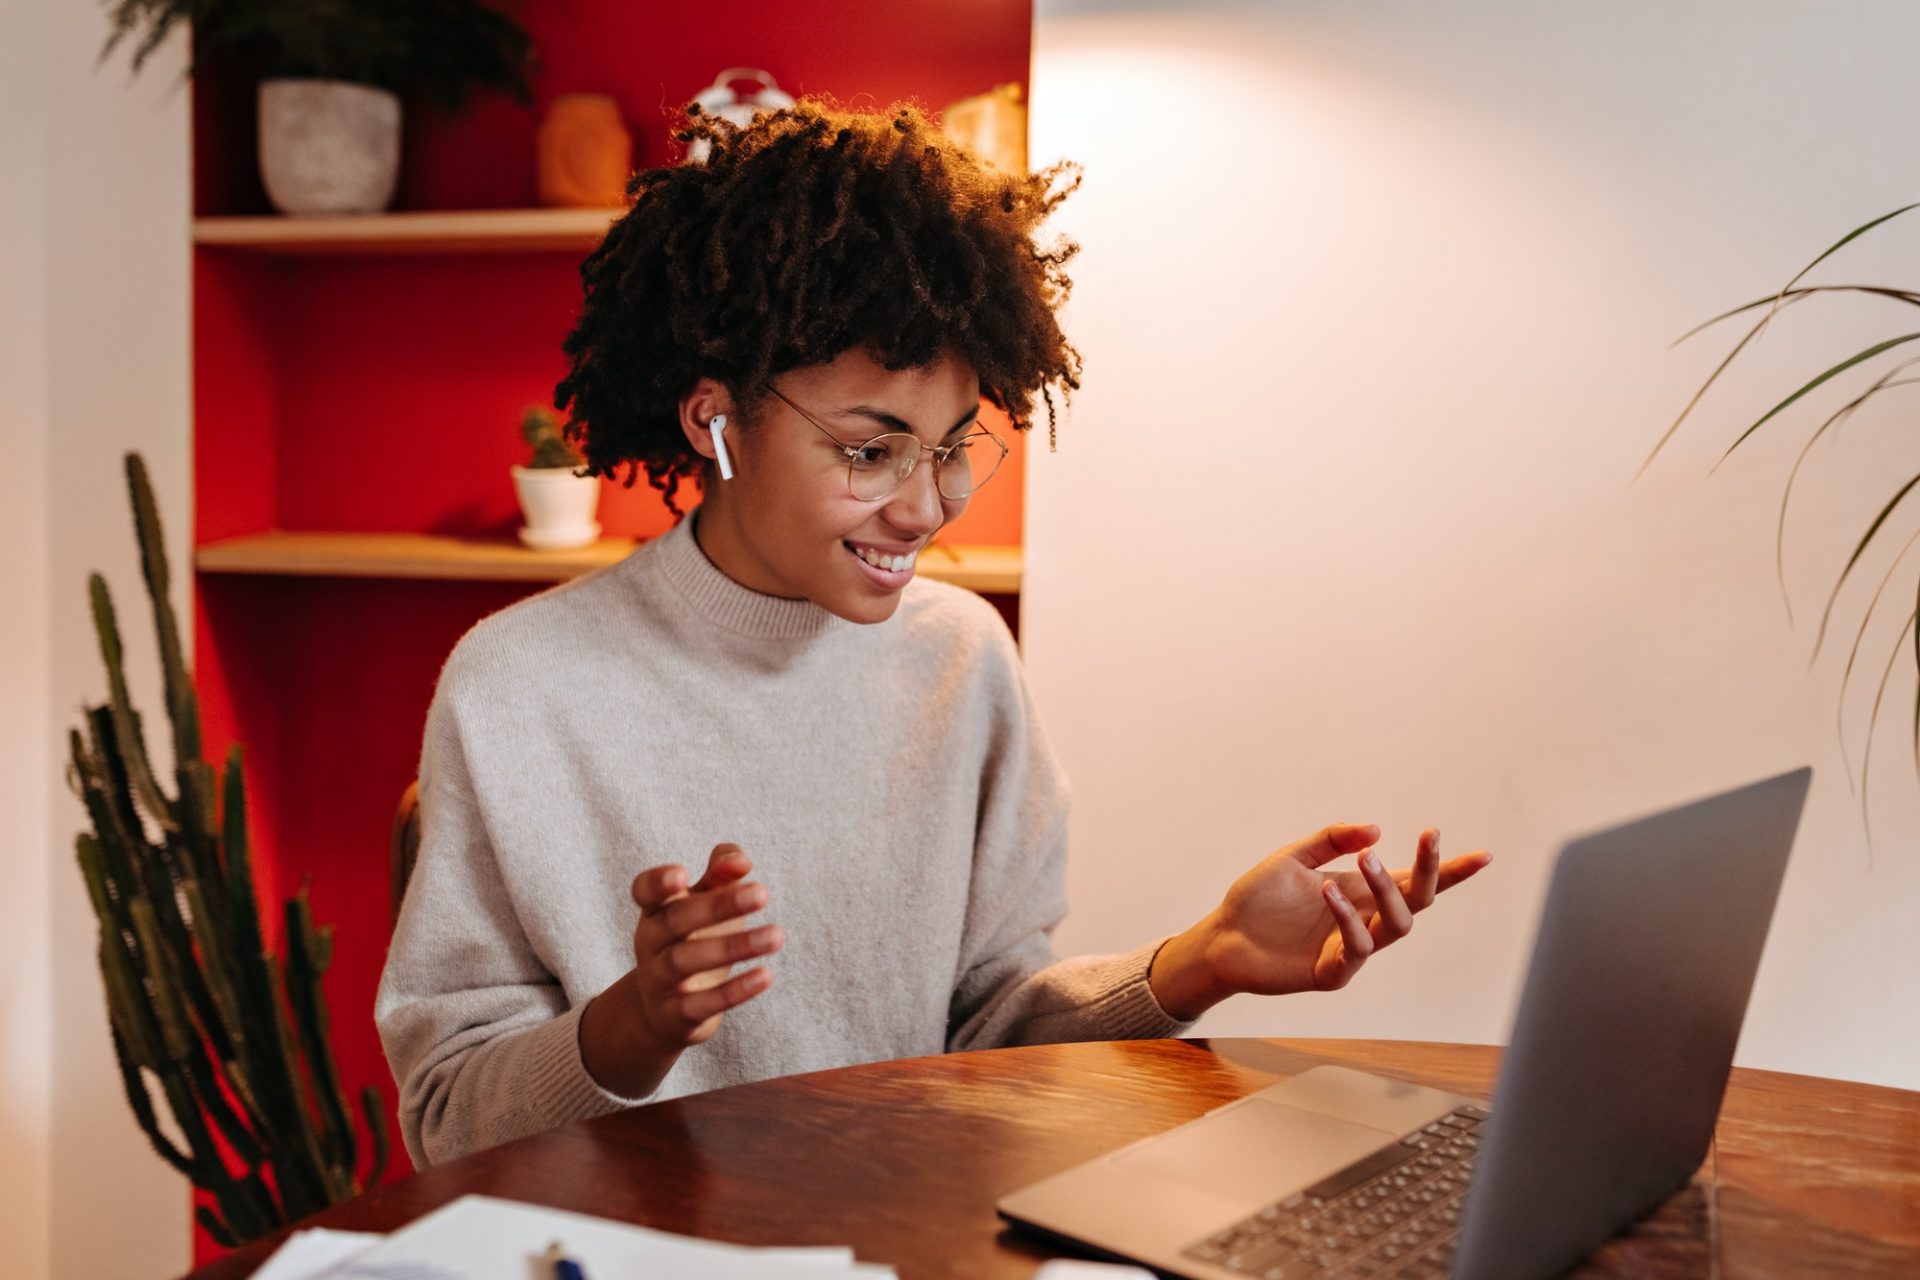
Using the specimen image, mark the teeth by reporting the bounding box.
[852,544,916,573]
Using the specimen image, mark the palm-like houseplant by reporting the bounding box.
[98,0,533,109]
[68,453,386,1245]
[1644,203,1920,845]
[97,0,534,214]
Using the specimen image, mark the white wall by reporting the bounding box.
[1027,0,1920,1091]
[1,0,57,1274]
[4,2,196,1276]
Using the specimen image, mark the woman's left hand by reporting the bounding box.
[1149,824,1491,1019]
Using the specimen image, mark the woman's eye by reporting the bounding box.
[850,444,893,468]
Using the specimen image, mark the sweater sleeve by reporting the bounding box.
[945,611,1195,1051]
[375,657,646,1168]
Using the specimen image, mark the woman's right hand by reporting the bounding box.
[580,842,782,1097]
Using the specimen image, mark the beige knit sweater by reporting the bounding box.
[376,513,1189,1167]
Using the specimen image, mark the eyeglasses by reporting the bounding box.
[762,382,1009,503]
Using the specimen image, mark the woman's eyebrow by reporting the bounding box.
[838,404,981,438]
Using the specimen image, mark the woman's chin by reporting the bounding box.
[820,588,906,626]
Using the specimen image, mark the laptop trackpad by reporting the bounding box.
[1110,1099,1396,1203]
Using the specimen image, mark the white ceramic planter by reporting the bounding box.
[511,466,601,549]
[258,79,401,215]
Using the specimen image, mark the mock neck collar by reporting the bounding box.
[649,511,852,641]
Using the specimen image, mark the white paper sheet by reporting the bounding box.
[1033,1261,1157,1280]
[249,1228,383,1280]
[289,1195,894,1280]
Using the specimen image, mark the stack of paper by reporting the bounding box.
[252,1195,897,1280]
[253,1195,1157,1280]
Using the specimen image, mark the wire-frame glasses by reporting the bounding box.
[763,382,1009,502]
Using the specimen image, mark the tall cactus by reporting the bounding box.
[67,451,388,1246]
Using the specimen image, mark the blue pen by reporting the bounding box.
[542,1241,589,1280]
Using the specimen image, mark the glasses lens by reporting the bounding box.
[936,432,1006,500]
[845,431,1008,501]
[847,434,920,501]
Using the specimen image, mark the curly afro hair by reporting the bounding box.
[553,99,1084,515]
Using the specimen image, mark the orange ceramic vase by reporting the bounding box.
[537,94,633,207]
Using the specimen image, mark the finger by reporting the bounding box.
[1434,850,1492,893]
[673,965,774,1026]
[661,923,784,981]
[1327,868,1376,915]
[1285,822,1382,870]
[691,842,753,894]
[1393,847,1488,900]
[631,864,689,912]
[1404,828,1441,912]
[651,880,769,943]
[1315,881,1374,990]
[1358,850,1413,946]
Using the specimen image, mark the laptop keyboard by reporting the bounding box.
[1179,1103,1490,1280]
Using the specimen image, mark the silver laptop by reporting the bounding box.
[999,767,1812,1280]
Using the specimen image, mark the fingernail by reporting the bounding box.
[1432,829,1441,852]
[1363,852,1382,874]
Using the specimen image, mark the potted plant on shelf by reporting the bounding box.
[98,0,534,215]
[1645,203,1920,844]
[513,404,600,549]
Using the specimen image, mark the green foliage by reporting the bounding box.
[97,0,535,113]
[68,452,387,1246]
[1647,204,1920,849]
[521,404,586,470]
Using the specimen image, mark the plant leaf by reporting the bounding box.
[1814,470,1920,663]
[1716,335,1920,471]
[1639,286,1920,481]
[1672,284,1920,349]
[1912,570,1920,786]
[1776,362,1920,628]
[1837,521,1920,794]
[1860,607,1918,865]
[1762,204,1920,335]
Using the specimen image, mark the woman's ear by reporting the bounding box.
[679,378,737,479]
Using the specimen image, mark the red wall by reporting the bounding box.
[190,0,1033,1259]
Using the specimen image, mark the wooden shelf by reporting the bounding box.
[194,531,1023,593]
[192,207,625,255]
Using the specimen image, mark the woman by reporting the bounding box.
[376,102,1490,1169]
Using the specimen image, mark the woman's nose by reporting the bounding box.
[882,455,947,533]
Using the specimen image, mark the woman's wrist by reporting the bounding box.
[578,970,680,1099]
[1148,910,1231,1022]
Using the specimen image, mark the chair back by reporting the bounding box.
[389,779,421,926]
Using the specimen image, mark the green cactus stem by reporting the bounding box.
[68,451,388,1246]
[520,404,586,470]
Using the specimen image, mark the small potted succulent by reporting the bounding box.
[98,0,533,215]
[512,405,600,549]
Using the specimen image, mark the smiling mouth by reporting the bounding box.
[844,541,918,574]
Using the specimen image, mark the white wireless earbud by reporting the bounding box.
[709,414,734,480]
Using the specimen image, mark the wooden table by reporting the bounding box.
[182,1038,1920,1279]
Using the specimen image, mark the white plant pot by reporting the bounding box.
[512,466,601,549]
[258,79,401,216]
